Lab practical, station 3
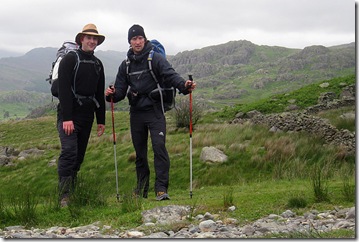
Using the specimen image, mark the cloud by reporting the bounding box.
[0,0,355,55]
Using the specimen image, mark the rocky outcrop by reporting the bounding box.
[304,85,355,114]
[0,146,46,166]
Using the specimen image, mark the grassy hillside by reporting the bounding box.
[207,74,356,121]
[0,90,51,121]
[0,75,355,238]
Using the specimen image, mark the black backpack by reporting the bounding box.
[126,39,176,113]
[46,41,100,108]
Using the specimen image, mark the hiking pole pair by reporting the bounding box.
[188,75,194,199]
[110,85,120,202]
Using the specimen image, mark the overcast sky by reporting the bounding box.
[0,0,355,56]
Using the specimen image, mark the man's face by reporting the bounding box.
[81,35,98,52]
[130,36,145,54]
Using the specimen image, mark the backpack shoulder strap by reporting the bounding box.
[71,50,81,95]
[125,57,131,77]
[70,50,100,108]
[147,50,166,114]
[147,50,159,84]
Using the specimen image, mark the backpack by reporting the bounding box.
[46,41,100,108]
[46,41,78,90]
[150,39,166,57]
[126,39,176,114]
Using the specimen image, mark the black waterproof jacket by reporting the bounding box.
[108,41,189,111]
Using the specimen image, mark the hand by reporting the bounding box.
[105,85,115,96]
[185,80,196,92]
[63,120,75,135]
[97,124,105,137]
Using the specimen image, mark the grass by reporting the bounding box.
[0,177,354,229]
[0,110,355,238]
[316,106,356,132]
[0,74,355,238]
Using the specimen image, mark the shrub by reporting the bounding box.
[171,97,204,128]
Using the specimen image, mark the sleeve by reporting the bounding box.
[153,53,190,95]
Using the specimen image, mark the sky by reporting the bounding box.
[0,0,355,56]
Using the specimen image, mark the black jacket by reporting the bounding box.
[58,49,106,124]
[108,41,189,111]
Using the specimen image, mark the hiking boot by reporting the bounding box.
[156,191,170,201]
[60,196,69,208]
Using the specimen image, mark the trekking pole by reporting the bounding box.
[188,75,193,199]
[110,85,120,202]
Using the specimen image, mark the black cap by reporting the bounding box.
[128,24,146,43]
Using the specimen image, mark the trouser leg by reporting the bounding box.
[57,117,93,198]
[130,112,150,198]
[149,113,170,194]
[57,120,77,199]
[58,176,73,200]
[73,119,93,182]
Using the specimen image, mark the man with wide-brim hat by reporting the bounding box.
[75,23,105,46]
[56,23,106,208]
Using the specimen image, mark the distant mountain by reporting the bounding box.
[0,50,23,59]
[168,41,355,105]
[0,40,355,119]
[0,47,126,92]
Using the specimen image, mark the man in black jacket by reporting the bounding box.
[105,24,196,201]
[57,23,106,207]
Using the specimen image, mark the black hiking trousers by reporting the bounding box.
[130,109,170,198]
[56,109,94,198]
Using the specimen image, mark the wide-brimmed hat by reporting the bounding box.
[75,23,105,46]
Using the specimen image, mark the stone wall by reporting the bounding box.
[231,85,355,155]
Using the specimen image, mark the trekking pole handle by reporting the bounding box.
[188,75,193,91]
[108,84,116,100]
